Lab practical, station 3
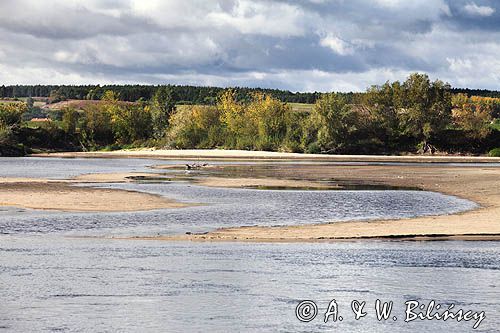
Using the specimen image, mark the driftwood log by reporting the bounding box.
[185,163,208,170]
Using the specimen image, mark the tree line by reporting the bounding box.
[0,84,322,104]
[0,73,499,156]
[168,74,499,154]
[3,84,499,105]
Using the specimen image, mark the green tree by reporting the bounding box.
[0,122,12,146]
[399,73,451,143]
[365,81,402,145]
[305,93,356,152]
[49,88,67,103]
[282,111,307,152]
[61,107,79,135]
[150,86,177,138]
[80,104,114,149]
[26,97,34,109]
[0,102,26,127]
[102,91,152,144]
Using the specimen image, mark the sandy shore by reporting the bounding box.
[195,177,332,189]
[72,172,159,183]
[8,150,500,240]
[0,180,188,212]
[131,163,500,242]
[33,148,500,163]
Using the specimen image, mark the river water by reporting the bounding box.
[0,157,498,332]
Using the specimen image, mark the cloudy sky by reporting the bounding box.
[0,0,499,92]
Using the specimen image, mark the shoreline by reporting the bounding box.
[120,160,500,243]
[0,180,189,212]
[5,150,500,241]
[32,149,500,163]
[125,233,500,243]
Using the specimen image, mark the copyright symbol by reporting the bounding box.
[295,300,318,322]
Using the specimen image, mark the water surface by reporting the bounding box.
[0,157,498,332]
[1,238,499,332]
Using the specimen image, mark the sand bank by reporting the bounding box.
[8,150,500,240]
[33,148,500,163]
[130,163,500,242]
[0,181,187,212]
[195,177,332,189]
[72,172,158,183]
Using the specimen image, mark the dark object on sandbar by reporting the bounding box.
[185,163,209,170]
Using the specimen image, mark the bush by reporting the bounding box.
[168,105,222,148]
[305,142,321,154]
[280,139,303,153]
[0,121,13,145]
[0,102,26,126]
[101,144,122,151]
[491,119,500,131]
[489,148,500,157]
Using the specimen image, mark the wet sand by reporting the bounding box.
[136,163,500,242]
[10,151,500,240]
[195,177,332,189]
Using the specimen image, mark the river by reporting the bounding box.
[0,157,498,332]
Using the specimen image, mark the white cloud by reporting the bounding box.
[447,58,473,72]
[319,34,354,55]
[206,1,305,37]
[464,2,495,17]
[0,0,500,91]
[374,0,451,17]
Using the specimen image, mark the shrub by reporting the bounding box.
[305,142,321,154]
[0,102,26,126]
[280,139,302,153]
[167,105,222,148]
[0,121,12,145]
[489,148,500,157]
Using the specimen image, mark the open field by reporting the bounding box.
[288,102,314,112]
[41,99,137,111]
[0,97,45,105]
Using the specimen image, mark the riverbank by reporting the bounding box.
[7,150,500,240]
[131,162,500,242]
[33,148,500,163]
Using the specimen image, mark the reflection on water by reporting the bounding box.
[1,238,499,332]
[0,157,167,179]
[0,157,478,237]
[0,157,498,332]
[0,181,477,237]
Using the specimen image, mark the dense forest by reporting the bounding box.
[3,83,500,105]
[1,73,499,156]
[0,84,323,104]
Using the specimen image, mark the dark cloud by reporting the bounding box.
[443,0,500,31]
[0,0,499,91]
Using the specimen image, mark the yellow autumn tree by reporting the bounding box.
[247,93,289,151]
[452,94,492,140]
[168,105,222,148]
[217,90,250,148]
